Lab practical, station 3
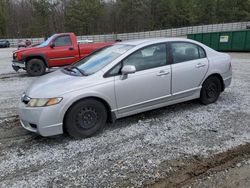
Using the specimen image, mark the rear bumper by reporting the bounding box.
[12,60,25,71]
[222,68,232,90]
[223,76,232,88]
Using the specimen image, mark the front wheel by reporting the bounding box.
[26,59,46,76]
[200,76,222,105]
[64,99,107,138]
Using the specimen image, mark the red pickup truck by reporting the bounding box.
[12,33,115,76]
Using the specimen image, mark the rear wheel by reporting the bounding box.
[64,99,107,138]
[200,76,222,105]
[26,59,46,76]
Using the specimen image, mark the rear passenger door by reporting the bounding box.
[170,42,208,95]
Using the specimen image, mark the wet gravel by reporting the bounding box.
[0,49,250,187]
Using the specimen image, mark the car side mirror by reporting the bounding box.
[121,65,136,75]
[50,43,55,48]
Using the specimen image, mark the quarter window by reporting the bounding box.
[171,42,205,64]
[54,35,72,47]
[199,47,206,58]
[123,43,167,72]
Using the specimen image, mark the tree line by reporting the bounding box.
[0,0,250,38]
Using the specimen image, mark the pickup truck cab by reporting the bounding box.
[12,33,114,76]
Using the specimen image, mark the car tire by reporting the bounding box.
[200,76,222,105]
[64,99,107,138]
[26,59,46,76]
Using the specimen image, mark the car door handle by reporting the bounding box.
[157,71,169,76]
[69,47,74,51]
[196,63,206,68]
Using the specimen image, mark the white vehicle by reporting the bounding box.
[77,39,94,44]
[19,38,232,138]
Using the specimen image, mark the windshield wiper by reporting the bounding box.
[64,67,77,73]
[70,66,87,76]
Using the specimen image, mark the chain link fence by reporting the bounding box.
[5,21,250,46]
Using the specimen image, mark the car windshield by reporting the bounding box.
[37,34,56,47]
[72,44,134,75]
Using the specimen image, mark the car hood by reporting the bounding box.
[14,47,35,53]
[14,46,45,53]
[25,70,102,98]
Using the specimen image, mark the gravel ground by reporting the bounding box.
[0,48,250,187]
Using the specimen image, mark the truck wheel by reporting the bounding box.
[26,59,46,76]
[200,76,222,105]
[64,99,107,138]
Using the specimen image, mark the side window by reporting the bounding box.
[108,63,122,76]
[123,43,167,72]
[171,42,201,64]
[199,47,206,58]
[54,35,72,47]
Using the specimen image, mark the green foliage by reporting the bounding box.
[65,0,102,35]
[0,0,250,38]
[0,0,8,36]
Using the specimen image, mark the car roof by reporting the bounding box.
[119,37,195,46]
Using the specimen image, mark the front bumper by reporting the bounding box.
[12,60,25,71]
[19,101,64,137]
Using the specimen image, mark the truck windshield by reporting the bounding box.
[37,34,57,47]
[73,44,134,75]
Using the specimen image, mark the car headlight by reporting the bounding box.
[27,98,62,107]
[13,53,17,59]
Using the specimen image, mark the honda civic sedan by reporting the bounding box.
[19,38,232,138]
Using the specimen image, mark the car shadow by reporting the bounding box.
[21,100,201,144]
[105,99,202,131]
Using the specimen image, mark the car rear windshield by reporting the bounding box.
[73,44,134,75]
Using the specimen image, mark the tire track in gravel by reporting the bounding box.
[150,143,250,188]
[0,73,28,80]
[0,116,34,145]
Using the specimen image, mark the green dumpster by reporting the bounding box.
[187,30,250,52]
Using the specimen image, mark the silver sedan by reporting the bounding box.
[19,38,232,138]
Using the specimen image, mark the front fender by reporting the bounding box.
[23,54,49,67]
[58,90,116,122]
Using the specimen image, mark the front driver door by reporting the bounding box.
[47,35,79,67]
[114,43,171,115]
